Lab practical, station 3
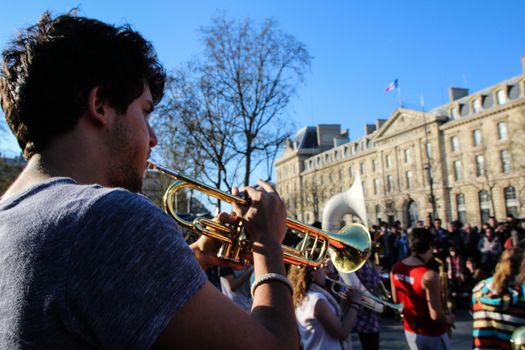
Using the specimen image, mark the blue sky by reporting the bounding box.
[1,0,524,158]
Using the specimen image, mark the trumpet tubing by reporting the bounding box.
[433,257,454,337]
[148,160,371,273]
[326,277,404,315]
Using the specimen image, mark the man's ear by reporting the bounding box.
[87,86,111,126]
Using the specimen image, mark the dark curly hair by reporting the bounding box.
[408,227,435,254]
[0,11,166,159]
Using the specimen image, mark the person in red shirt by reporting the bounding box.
[390,228,455,350]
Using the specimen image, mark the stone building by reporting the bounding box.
[275,56,525,229]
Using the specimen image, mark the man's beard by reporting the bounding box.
[108,162,144,193]
[107,114,146,193]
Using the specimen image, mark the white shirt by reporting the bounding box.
[295,290,344,350]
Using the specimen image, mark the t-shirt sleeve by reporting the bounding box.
[64,190,207,350]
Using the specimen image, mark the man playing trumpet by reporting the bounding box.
[0,11,298,349]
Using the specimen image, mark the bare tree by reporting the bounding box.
[301,176,330,223]
[200,14,311,186]
[0,156,24,195]
[154,67,241,211]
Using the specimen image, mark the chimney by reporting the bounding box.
[364,124,376,135]
[376,119,387,130]
[333,128,350,147]
[449,87,469,102]
[316,124,341,150]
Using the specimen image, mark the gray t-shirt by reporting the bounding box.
[0,178,206,349]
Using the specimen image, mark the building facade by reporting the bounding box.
[275,56,525,229]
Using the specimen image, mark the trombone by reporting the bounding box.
[147,160,371,273]
[325,276,404,315]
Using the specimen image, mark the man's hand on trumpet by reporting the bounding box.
[232,180,287,250]
[189,179,287,270]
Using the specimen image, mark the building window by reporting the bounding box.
[362,181,366,196]
[505,187,519,217]
[456,193,467,224]
[372,159,378,172]
[425,143,432,158]
[501,149,512,173]
[479,190,490,224]
[374,178,380,195]
[473,99,482,113]
[450,107,458,120]
[450,136,459,152]
[385,155,392,169]
[375,205,382,224]
[472,129,482,147]
[475,155,485,177]
[496,89,507,105]
[349,166,353,178]
[453,160,462,181]
[386,175,393,193]
[405,171,413,190]
[404,148,411,163]
[360,162,365,175]
[497,122,508,140]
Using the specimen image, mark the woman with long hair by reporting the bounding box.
[288,264,361,350]
[472,246,525,350]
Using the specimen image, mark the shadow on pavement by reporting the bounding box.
[351,308,472,349]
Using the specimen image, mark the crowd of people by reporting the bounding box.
[373,215,525,305]
[1,9,525,350]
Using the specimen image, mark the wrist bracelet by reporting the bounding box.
[250,273,293,297]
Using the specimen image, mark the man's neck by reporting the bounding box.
[404,250,432,266]
[1,138,108,202]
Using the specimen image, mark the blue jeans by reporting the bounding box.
[404,330,451,350]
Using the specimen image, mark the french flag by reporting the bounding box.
[384,79,398,93]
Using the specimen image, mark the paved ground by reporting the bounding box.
[350,308,472,349]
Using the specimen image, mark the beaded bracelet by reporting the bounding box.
[250,273,294,297]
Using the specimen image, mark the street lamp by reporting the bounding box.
[424,163,437,220]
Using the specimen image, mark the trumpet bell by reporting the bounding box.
[286,219,371,273]
[329,223,371,273]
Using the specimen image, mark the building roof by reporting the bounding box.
[293,126,318,149]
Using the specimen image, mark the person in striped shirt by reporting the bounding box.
[472,246,525,349]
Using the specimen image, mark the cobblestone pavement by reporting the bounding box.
[350,308,473,349]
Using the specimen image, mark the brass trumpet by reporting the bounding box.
[148,160,371,273]
[326,276,404,315]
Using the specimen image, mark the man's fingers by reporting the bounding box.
[218,211,238,225]
[256,179,276,193]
